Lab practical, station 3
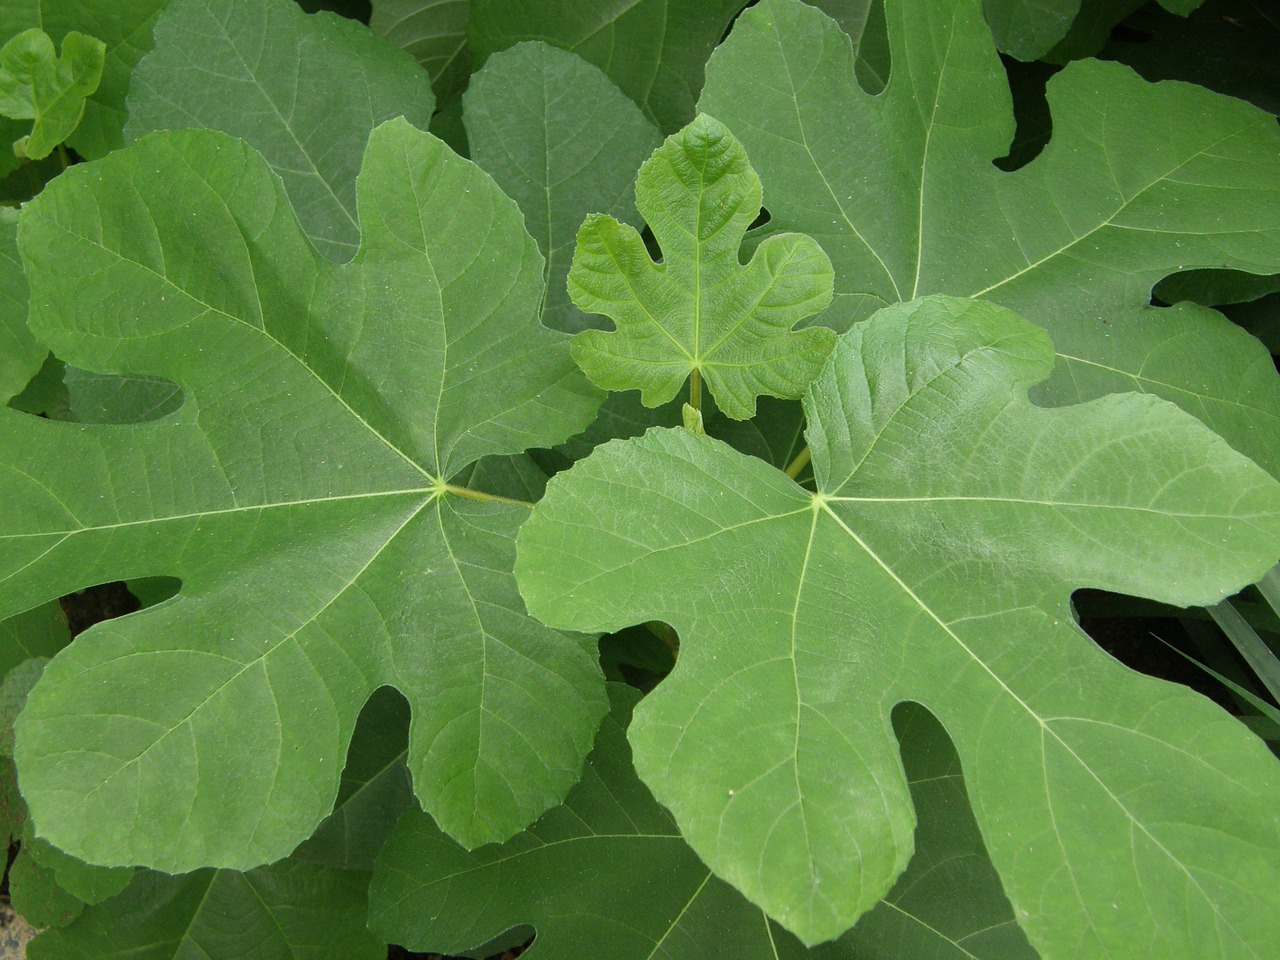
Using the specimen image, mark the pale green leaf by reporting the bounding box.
[0,28,103,159]
[464,41,661,334]
[469,0,748,132]
[27,860,384,960]
[0,0,169,159]
[516,295,1280,954]
[125,0,435,263]
[569,114,836,419]
[371,0,472,105]
[699,0,1280,468]
[5,118,605,872]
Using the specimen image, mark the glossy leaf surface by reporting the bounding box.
[6,119,605,872]
[517,295,1280,954]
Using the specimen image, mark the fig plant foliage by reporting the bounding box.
[2,0,1279,958]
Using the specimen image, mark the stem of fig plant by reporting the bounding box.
[784,446,811,479]
[56,143,70,171]
[689,367,702,413]
[443,483,533,508]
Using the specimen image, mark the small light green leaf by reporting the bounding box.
[517,295,1280,953]
[464,41,662,334]
[569,114,836,420]
[27,860,384,960]
[700,0,1280,468]
[0,28,103,160]
[6,119,605,872]
[125,0,435,263]
[372,0,472,105]
[0,1,168,159]
[469,0,748,132]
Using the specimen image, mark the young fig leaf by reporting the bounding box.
[4,119,606,873]
[516,295,1280,955]
[0,28,104,160]
[569,114,836,420]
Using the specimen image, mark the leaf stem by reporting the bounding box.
[56,142,70,171]
[442,483,533,508]
[689,367,702,413]
[784,446,811,479]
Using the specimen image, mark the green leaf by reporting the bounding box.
[516,295,1280,953]
[699,0,1280,468]
[469,0,748,133]
[9,843,86,928]
[0,656,44,756]
[125,0,435,263]
[568,114,836,420]
[371,0,472,105]
[0,602,70,676]
[463,41,662,334]
[20,827,134,907]
[986,0,1205,60]
[61,367,182,424]
[0,28,104,159]
[5,118,606,873]
[27,860,384,960]
[1035,300,1280,476]
[372,685,1034,959]
[0,1,169,160]
[0,207,43,404]
[293,686,414,872]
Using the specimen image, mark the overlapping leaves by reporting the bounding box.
[699,0,1280,473]
[371,684,1035,959]
[3,118,605,873]
[516,295,1280,955]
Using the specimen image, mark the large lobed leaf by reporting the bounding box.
[516,295,1280,955]
[371,684,1034,959]
[4,118,606,873]
[569,115,836,420]
[699,0,1280,475]
[125,0,436,264]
